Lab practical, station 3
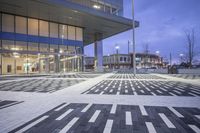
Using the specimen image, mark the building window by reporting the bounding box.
[15,16,27,34]
[76,47,82,54]
[40,43,49,52]
[50,44,59,53]
[124,57,127,62]
[2,14,14,32]
[68,26,75,40]
[59,24,67,39]
[76,27,83,41]
[16,41,27,51]
[59,45,67,53]
[50,22,58,38]
[39,20,49,37]
[28,42,38,51]
[28,18,38,35]
[120,57,123,61]
[68,46,76,54]
[2,40,14,50]
[105,6,111,14]
[0,13,1,32]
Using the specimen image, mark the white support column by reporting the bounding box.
[54,54,60,73]
[45,57,49,73]
[94,40,103,72]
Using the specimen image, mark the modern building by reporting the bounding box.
[0,0,139,75]
[85,53,165,70]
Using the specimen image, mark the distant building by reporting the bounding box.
[85,53,165,69]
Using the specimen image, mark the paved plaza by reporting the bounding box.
[0,72,200,133]
[0,100,23,110]
[83,80,200,96]
[167,74,200,79]
[108,74,166,79]
[0,79,85,93]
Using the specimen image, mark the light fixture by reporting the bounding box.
[156,51,160,54]
[13,52,20,58]
[49,55,54,58]
[179,54,184,57]
[11,47,19,51]
[93,4,101,9]
[59,50,63,53]
[73,10,78,13]
[115,46,120,49]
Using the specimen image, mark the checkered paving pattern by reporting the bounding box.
[0,79,85,93]
[168,74,200,79]
[0,100,23,109]
[50,74,100,78]
[116,70,148,74]
[0,78,16,81]
[0,75,49,81]
[82,80,200,96]
[10,103,200,133]
[108,74,165,79]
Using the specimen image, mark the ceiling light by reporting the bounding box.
[11,47,19,51]
[93,5,101,9]
[13,52,20,58]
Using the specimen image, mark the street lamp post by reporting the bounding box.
[132,0,136,76]
[115,46,120,70]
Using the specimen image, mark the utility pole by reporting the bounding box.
[132,0,136,76]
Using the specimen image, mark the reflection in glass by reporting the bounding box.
[2,14,14,32]
[28,18,38,35]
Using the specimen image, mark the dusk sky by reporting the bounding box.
[85,0,200,63]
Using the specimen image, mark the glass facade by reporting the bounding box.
[66,0,123,16]
[0,13,84,75]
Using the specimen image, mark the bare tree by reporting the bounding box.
[184,28,196,68]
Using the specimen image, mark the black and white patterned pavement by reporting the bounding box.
[10,103,200,133]
[0,72,200,133]
[0,79,85,93]
[168,74,200,79]
[108,74,165,79]
[49,74,101,78]
[0,100,23,109]
[83,80,200,96]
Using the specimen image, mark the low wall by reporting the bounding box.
[147,69,168,74]
[178,69,200,74]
